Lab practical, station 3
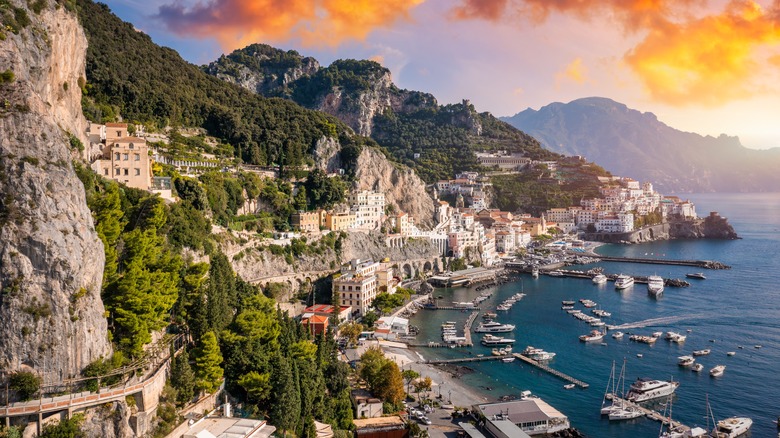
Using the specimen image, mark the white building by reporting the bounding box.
[350,190,385,230]
[595,213,634,233]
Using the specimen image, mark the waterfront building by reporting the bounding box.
[350,190,385,230]
[474,397,570,436]
[595,212,634,232]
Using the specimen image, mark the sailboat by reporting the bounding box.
[658,396,708,437]
[600,360,617,415]
[609,359,645,421]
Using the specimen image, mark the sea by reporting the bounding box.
[407,193,780,437]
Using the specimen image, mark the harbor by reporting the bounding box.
[606,395,690,432]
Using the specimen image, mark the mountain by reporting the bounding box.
[205,45,557,183]
[501,97,780,193]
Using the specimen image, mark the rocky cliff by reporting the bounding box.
[0,1,111,381]
[583,213,738,244]
[354,147,436,229]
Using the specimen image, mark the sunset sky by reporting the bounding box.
[107,0,780,150]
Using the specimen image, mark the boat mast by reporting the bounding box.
[602,360,616,409]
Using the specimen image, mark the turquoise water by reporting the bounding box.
[408,193,780,437]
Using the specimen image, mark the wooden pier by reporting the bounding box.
[424,355,510,364]
[607,396,690,432]
[463,311,479,346]
[512,353,590,388]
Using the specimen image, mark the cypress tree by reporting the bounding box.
[170,349,196,406]
[206,252,235,333]
[270,356,300,434]
[193,331,224,393]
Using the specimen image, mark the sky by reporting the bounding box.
[106,0,780,150]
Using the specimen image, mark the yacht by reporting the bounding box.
[562,300,576,306]
[579,330,605,342]
[686,272,706,280]
[501,357,516,363]
[593,309,611,317]
[482,312,498,320]
[713,417,752,437]
[710,365,726,377]
[626,378,680,402]
[609,404,644,421]
[592,273,608,284]
[521,346,556,361]
[612,331,624,339]
[691,363,704,372]
[727,351,736,356]
[647,275,665,297]
[474,321,516,333]
[692,349,711,356]
[548,270,564,277]
[677,356,696,367]
[615,274,635,290]
[481,334,516,346]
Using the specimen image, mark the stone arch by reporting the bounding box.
[423,261,433,274]
[402,263,412,278]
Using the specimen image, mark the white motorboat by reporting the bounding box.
[564,383,575,390]
[592,273,608,284]
[710,365,726,377]
[548,270,564,277]
[609,404,644,421]
[713,417,752,437]
[691,363,704,372]
[615,274,635,290]
[686,272,706,280]
[502,357,515,363]
[521,346,556,361]
[474,321,516,333]
[531,266,539,278]
[627,378,680,402]
[693,349,711,356]
[579,330,605,342]
[727,351,736,356]
[562,300,576,306]
[678,356,695,367]
[592,309,611,317]
[647,275,665,297]
[481,334,516,346]
[612,331,624,339]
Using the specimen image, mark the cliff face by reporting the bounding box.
[354,147,436,229]
[0,2,111,380]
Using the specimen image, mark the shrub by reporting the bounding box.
[0,70,14,84]
[9,371,41,401]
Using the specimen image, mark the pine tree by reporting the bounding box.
[206,252,236,333]
[170,349,196,406]
[193,331,224,393]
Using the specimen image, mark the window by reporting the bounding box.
[116,130,121,137]
[115,152,120,161]
[129,143,134,149]
[115,168,120,175]
[134,154,140,161]
[134,168,140,176]
[104,169,108,176]
[123,168,128,176]
[123,153,129,160]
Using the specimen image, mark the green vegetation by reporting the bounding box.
[0,69,14,83]
[76,0,348,167]
[0,1,31,33]
[193,331,223,393]
[491,159,609,215]
[371,289,411,314]
[9,370,41,401]
[40,414,85,438]
[291,59,387,106]
[0,426,21,438]
[358,348,404,407]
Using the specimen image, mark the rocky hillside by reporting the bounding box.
[0,0,111,381]
[501,97,780,193]
[205,45,555,183]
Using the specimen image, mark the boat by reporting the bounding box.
[754,345,762,349]
[501,357,515,363]
[531,266,539,278]
[710,365,726,377]
[607,360,645,421]
[521,346,556,361]
[691,363,704,372]
[713,417,753,438]
[609,404,645,421]
[727,351,736,356]
[474,321,516,333]
[693,349,711,356]
[548,270,564,277]
[601,360,618,415]
[666,332,686,343]
[562,300,576,306]
[647,275,665,297]
[612,331,624,339]
[677,356,696,367]
[481,334,516,346]
[637,354,643,358]
[579,330,605,342]
[482,312,498,320]
[561,305,574,310]
[592,273,608,284]
[564,384,575,390]
[686,272,706,279]
[626,378,680,402]
[496,304,510,311]
[615,274,635,290]
[590,320,606,327]
[592,309,611,317]
[653,331,664,338]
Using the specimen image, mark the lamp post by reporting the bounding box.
[448,389,452,404]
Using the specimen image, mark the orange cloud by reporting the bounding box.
[557,57,588,85]
[451,0,780,106]
[625,0,780,105]
[157,0,424,50]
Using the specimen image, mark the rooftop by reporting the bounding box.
[353,416,405,429]
[476,397,567,424]
[183,417,273,438]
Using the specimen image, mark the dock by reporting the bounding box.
[607,396,689,431]
[512,353,590,388]
[505,265,690,287]
[424,355,510,364]
[593,255,730,270]
[463,311,478,346]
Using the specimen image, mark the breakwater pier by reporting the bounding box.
[594,255,730,269]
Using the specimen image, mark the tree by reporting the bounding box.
[270,356,300,434]
[88,181,124,288]
[170,350,196,406]
[206,252,236,334]
[374,361,405,405]
[339,322,363,346]
[361,311,378,328]
[402,369,420,395]
[413,376,433,402]
[193,331,224,393]
[9,371,41,401]
[40,415,84,438]
[237,371,271,405]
